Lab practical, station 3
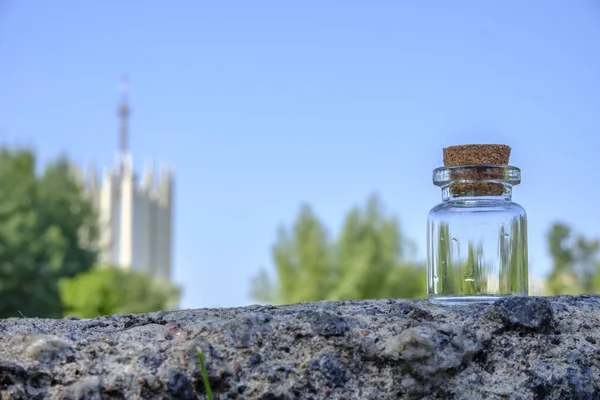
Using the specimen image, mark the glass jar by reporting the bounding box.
[427,164,528,305]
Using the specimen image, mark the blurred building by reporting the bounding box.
[82,78,174,280]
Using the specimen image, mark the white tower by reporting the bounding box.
[89,76,174,280]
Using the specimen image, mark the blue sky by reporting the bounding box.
[1,1,599,309]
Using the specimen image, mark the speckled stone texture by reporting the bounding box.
[0,296,599,399]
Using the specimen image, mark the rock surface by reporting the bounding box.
[1,296,600,399]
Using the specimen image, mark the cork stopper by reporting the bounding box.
[442,144,512,196]
[443,144,511,166]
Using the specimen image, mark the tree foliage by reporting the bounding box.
[546,222,600,295]
[251,194,426,304]
[59,265,181,318]
[0,149,97,318]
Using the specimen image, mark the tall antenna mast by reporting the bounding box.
[118,74,130,155]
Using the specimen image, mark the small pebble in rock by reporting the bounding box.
[25,335,74,363]
[233,362,242,375]
[493,297,554,333]
[585,336,597,345]
[247,353,262,366]
[303,310,349,338]
[163,322,188,341]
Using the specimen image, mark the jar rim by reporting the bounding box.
[433,164,521,187]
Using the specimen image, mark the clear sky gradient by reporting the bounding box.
[1,1,599,309]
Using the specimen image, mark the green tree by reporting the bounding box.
[59,265,181,318]
[546,222,600,295]
[0,149,97,318]
[250,194,426,304]
[250,205,333,304]
[331,195,424,300]
[37,157,98,277]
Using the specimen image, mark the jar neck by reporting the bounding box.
[442,183,513,202]
[433,165,520,202]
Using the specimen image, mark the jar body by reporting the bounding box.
[427,197,528,305]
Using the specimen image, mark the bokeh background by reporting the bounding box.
[0,0,599,317]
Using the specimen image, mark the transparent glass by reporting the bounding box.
[427,165,528,305]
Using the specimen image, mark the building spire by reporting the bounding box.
[118,74,130,155]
